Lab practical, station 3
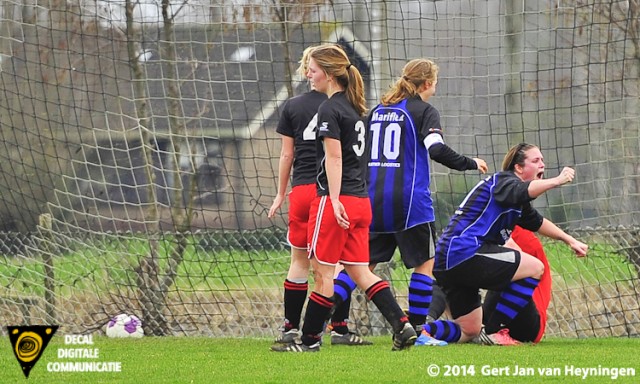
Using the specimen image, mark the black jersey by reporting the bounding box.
[276,90,327,186]
[434,171,544,271]
[315,92,368,197]
[367,97,440,233]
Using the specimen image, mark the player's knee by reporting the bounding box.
[532,258,544,279]
[459,323,483,341]
[521,254,544,279]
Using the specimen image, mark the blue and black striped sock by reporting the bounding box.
[408,273,433,327]
[333,270,356,305]
[423,320,461,343]
[485,277,540,334]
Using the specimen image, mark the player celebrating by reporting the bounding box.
[268,46,370,346]
[421,143,588,345]
[272,44,416,352]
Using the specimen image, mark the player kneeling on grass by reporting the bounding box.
[476,225,551,344]
[420,143,588,346]
[419,226,553,345]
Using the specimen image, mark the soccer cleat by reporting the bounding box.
[330,331,373,346]
[414,330,448,346]
[474,327,520,346]
[392,322,418,351]
[471,327,491,345]
[275,328,302,344]
[270,341,320,353]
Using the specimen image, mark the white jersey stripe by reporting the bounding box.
[476,251,516,263]
[309,196,327,259]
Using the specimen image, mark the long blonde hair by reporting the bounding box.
[381,58,439,106]
[309,44,367,116]
[296,45,317,78]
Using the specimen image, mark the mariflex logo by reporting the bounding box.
[7,325,59,378]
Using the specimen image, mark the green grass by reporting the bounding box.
[544,242,637,285]
[2,238,636,299]
[0,242,291,296]
[1,336,638,383]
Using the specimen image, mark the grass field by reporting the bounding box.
[1,237,635,296]
[1,335,638,383]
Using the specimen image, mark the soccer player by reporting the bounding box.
[268,46,370,346]
[420,143,588,345]
[271,44,417,352]
[479,225,551,344]
[329,58,488,346]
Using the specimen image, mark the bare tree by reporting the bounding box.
[269,0,332,97]
[123,0,200,335]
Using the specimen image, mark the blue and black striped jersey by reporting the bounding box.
[276,90,327,187]
[434,171,544,271]
[367,97,442,232]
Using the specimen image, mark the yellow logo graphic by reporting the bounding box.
[7,325,58,378]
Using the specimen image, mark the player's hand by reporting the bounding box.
[268,194,285,218]
[331,199,350,229]
[570,239,588,258]
[473,158,488,174]
[556,167,575,186]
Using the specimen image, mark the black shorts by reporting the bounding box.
[433,243,521,319]
[483,290,540,342]
[369,222,436,269]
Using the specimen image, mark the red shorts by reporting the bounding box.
[511,226,550,343]
[307,195,372,266]
[287,184,317,249]
[532,253,551,343]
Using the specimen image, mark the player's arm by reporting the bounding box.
[527,167,575,198]
[268,135,294,218]
[425,130,487,173]
[537,218,588,257]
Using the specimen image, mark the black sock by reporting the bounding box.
[301,292,333,346]
[427,282,447,321]
[283,279,308,330]
[366,280,407,333]
[331,296,351,334]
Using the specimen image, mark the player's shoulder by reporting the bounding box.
[288,90,325,105]
[403,96,438,122]
[318,93,344,113]
[421,100,440,116]
[491,171,528,192]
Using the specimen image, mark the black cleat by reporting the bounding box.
[270,341,320,352]
[275,328,302,344]
[392,322,418,351]
[330,331,373,346]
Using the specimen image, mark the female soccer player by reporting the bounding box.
[272,44,416,352]
[333,58,488,346]
[369,59,488,345]
[422,143,588,345]
[268,46,370,346]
